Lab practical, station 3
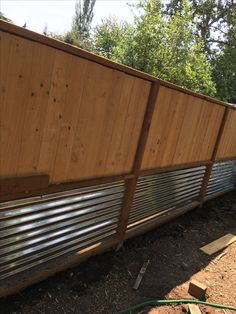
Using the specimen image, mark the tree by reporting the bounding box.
[166,0,235,56]
[165,0,235,100]
[43,24,48,36]
[94,17,133,60]
[50,0,96,49]
[94,0,216,96]
[212,6,236,102]
[72,0,96,40]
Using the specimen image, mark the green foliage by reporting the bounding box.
[94,17,134,60]
[94,0,216,96]
[49,0,96,50]
[166,0,236,101]
[212,7,236,102]
[72,0,96,40]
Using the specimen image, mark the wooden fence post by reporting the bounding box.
[117,82,160,245]
[198,107,229,204]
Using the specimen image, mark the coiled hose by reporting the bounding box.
[116,299,236,314]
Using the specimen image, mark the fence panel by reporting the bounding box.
[216,110,236,160]
[141,86,225,170]
[0,31,150,183]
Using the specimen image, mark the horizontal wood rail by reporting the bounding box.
[0,175,49,197]
[0,173,135,202]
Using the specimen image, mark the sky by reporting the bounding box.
[0,0,140,34]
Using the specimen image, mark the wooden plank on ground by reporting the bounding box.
[188,280,207,300]
[133,260,150,290]
[200,234,236,255]
[188,304,202,314]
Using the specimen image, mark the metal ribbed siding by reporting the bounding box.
[0,181,125,280]
[127,166,206,231]
[206,160,236,197]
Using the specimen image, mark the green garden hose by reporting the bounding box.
[116,299,236,314]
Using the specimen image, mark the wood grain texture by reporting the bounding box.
[0,20,233,110]
[0,31,150,183]
[0,32,34,176]
[216,109,236,160]
[141,86,225,170]
[200,234,236,255]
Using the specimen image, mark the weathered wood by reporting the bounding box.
[0,175,49,197]
[133,260,150,290]
[200,234,236,255]
[188,304,202,314]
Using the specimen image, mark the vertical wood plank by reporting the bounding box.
[17,44,56,175]
[103,76,135,175]
[0,32,12,177]
[198,107,229,203]
[0,34,34,176]
[160,92,187,166]
[141,88,225,170]
[51,57,88,182]
[216,109,236,159]
[37,51,75,177]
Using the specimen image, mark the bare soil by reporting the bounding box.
[0,191,235,314]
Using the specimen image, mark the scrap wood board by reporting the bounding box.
[188,304,202,314]
[200,233,236,255]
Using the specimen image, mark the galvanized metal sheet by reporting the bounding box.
[0,181,125,280]
[127,166,206,231]
[206,161,236,197]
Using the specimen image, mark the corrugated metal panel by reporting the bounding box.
[206,161,236,197]
[233,161,236,182]
[127,166,206,231]
[0,181,125,280]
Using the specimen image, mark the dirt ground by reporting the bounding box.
[0,191,235,314]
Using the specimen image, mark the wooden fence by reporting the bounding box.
[0,20,236,296]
